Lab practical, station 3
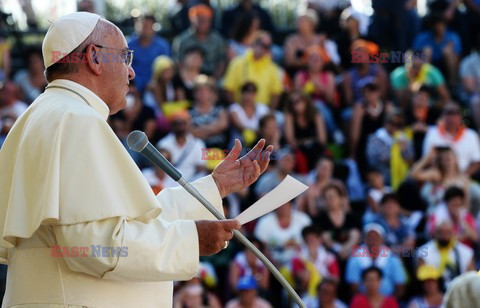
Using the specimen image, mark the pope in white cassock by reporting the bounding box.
[0,12,273,307]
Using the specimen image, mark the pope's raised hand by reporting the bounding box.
[212,139,274,198]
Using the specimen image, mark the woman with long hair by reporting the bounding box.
[314,182,361,260]
[284,90,327,173]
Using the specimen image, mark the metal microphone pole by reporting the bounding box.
[127,131,305,308]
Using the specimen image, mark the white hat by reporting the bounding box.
[363,223,385,238]
[42,12,101,69]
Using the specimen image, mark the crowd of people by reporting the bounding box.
[2,0,480,307]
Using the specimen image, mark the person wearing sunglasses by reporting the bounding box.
[0,12,274,308]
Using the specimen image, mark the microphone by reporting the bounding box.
[127,131,181,181]
[127,130,305,308]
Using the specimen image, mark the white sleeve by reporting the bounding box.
[422,128,434,156]
[469,131,480,162]
[53,216,199,282]
[156,175,224,222]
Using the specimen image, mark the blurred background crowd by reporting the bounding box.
[2,0,480,307]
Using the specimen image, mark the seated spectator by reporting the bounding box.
[411,146,480,214]
[229,236,269,293]
[281,256,321,300]
[350,80,393,176]
[172,46,204,102]
[405,86,441,160]
[128,14,171,93]
[427,186,478,247]
[225,276,272,308]
[13,46,46,104]
[294,46,339,139]
[0,82,27,147]
[422,102,480,177]
[372,193,416,248]
[284,91,327,173]
[257,114,282,154]
[300,157,336,216]
[314,182,361,260]
[407,265,444,308]
[366,113,414,186]
[346,223,407,298]
[190,75,228,149]
[342,40,389,106]
[334,8,367,70]
[363,169,391,225]
[459,47,480,131]
[300,226,340,281]
[229,81,269,148]
[254,148,296,198]
[350,266,400,308]
[172,4,226,78]
[254,201,312,265]
[227,12,260,60]
[156,110,206,181]
[223,31,283,108]
[142,148,177,194]
[302,278,347,308]
[284,9,340,73]
[173,265,222,308]
[413,13,461,87]
[144,56,176,115]
[390,51,450,108]
[417,220,475,289]
[221,0,275,38]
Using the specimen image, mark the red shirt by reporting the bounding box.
[350,294,399,308]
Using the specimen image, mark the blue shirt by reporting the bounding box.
[345,246,407,296]
[128,35,171,93]
[413,31,461,62]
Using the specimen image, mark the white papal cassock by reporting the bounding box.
[0,79,224,307]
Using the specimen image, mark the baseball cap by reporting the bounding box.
[42,12,101,69]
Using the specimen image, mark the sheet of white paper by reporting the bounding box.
[235,175,309,225]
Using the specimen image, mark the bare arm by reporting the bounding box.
[350,104,363,158]
[315,113,327,145]
[191,110,228,139]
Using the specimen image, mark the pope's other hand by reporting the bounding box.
[195,219,240,256]
[212,139,273,198]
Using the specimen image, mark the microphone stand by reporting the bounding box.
[128,131,305,308]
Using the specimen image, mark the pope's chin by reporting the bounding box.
[109,97,126,115]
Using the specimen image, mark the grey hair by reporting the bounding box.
[44,19,112,82]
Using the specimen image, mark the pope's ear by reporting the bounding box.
[85,44,102,75]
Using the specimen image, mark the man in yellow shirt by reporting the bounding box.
[223,32,283,109]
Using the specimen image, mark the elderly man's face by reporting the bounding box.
[100,27,136,114]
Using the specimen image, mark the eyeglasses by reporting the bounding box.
[93,44,134,66]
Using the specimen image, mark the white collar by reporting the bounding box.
[46,79,110,121]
